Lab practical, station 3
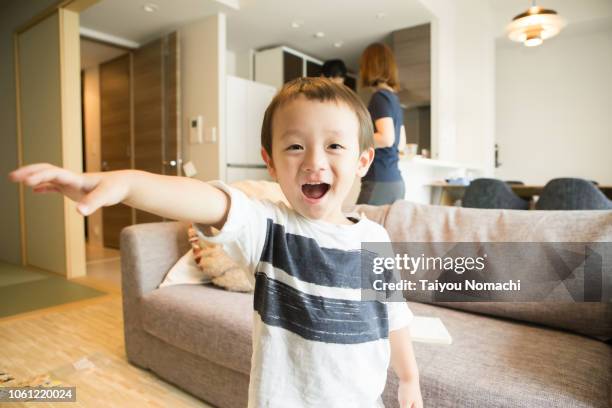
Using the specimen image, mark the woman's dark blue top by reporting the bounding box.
[363,89,403,182]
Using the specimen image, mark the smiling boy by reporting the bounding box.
[10,78,422,408]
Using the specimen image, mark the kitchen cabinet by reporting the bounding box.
[255,46,323,89]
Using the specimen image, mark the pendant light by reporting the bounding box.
[507,0,566,47]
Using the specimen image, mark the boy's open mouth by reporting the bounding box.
[301,183,330,200]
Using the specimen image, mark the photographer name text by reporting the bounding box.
[373,279,521,292]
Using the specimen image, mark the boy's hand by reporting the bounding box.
[398,379,423,408]
[8,163,130,216]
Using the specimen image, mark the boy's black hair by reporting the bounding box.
[321,59,347,79]
[261,77,374,156]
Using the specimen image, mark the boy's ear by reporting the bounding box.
[356,147,375,177]
[261,147,277,180]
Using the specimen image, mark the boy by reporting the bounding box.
[9,78,422,408]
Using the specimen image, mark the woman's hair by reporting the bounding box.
[359,42,400,91]
[321,59,347,79]
[261,77,374,156]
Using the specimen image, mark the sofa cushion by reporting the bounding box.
[141,284,253,375]
[370,200,612,340]
[384,301,612,408]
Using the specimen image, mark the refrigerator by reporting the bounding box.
[226,75,277,183]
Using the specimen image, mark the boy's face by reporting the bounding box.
[262,96,374,224]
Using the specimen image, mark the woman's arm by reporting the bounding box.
[398,125,407,153]
[9,164,230,229]
[373,117,395,148]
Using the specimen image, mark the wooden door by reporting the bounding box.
[133,33,179,224]
[163,33,180,178]
[100,54,132,249]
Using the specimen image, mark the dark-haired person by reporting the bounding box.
[320,59,347,84]
[357,43,407,205]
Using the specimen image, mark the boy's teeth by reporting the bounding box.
[302,183,330,199]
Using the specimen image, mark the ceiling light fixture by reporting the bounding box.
[143,2,159,13]
[314,32,325,39]
[506,0,565,47]
[376,12,386,19]
[291,20,303,29]
[333,41,344,48]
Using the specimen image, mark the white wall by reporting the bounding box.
[495,21,612,185]
[226,49,236,76]
[418,0,496,173]
[180,13,226,181]
[227,48,252,79]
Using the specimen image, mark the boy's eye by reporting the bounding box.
[329,143,344,150]
[286,144,303,151]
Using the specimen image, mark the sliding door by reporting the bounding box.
[15,9,85,277]
[133,33,180,223]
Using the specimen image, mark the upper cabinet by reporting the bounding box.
[255,46,323,89]
[392,23,431,109]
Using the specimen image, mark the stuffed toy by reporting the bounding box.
[188,224,253,292]
[187,180,290,292]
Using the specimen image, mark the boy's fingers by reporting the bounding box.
[33,182,60,193]
[25,167,80,189]
[9,163,55,181]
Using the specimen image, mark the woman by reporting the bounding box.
[357,43,406,205]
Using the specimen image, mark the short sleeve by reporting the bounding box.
[368,91,393,122]
[387,301,414,332]
[372,225,414,333]
[193,180,278,277]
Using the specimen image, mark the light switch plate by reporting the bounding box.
[204,126,217,143]
[183,161,197,177]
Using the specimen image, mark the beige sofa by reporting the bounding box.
[120,201,612,408]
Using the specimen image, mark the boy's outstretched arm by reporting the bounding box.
[8,163,230,229]
[390,327,423,408]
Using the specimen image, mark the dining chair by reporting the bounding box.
[535,178,612,210]
[462,178,530,210]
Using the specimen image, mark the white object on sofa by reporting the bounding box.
[159,250,211,288]
[410,316,452,345]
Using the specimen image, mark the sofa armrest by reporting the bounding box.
[120,221,191,367]
[120,221,191,298]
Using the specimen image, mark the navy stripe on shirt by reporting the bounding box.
[259,219,391,290]
[253,272,389,344]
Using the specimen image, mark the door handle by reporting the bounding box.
[162,159,180,168]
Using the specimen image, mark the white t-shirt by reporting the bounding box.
[196,181,413,408]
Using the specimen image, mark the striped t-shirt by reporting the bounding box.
[197,181,413,408]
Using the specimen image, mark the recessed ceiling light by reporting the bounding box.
[291,20,303,29]
[143,3,159,13]
[333,41,344,48]
[314,32,325,39]
[376,12,386,19]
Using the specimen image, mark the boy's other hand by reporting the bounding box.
[398,379,423,408]
[8,163,130,216]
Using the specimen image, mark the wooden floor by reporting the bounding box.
[0,244,216,408]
